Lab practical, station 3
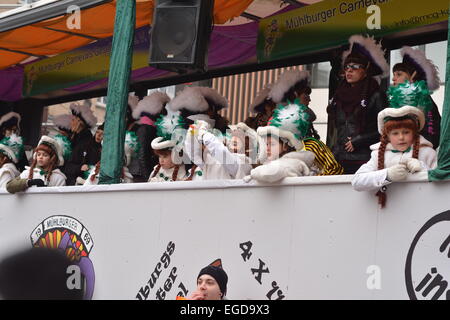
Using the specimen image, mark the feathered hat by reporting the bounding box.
[0,112,21,132]
[168,86,228,115]
[400,46,440,91]
[342,35,389,78]
[132,91,170,120]
[269,70,310,103]
[70,102,97,128]
[0,134,24,164]
[36,135,65,166]
[250,85,273,113]
[151,110,186,150]
[257,100,311,151]
[53,114,72,134]
[379,81,430,133]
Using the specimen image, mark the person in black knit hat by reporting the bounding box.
[187,264,228,300]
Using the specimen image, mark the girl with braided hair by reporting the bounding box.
[352,106,437,208]
[6,136,66,193]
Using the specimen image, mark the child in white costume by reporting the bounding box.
[352,83,437,207]
[168,86,237,181]
[6,136,66,193]
[0,134,23,188]
[246,102,315,183]
[185,121,256,180]
[83,131,135,185]
[148,110,187,182]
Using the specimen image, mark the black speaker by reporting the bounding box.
[149,0,214,73]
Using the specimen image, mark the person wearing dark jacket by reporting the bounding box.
[129,92,170,182]
[63,102,97,185]
[327,35,390,174]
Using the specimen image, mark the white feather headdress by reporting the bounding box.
[401,46,440,91]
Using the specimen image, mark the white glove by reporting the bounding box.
[195,120,211,141]
[243,175,252,183]
[387,164,408,182]
[405,158,422,173]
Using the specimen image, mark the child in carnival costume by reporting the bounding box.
[83,131,135,185]
[0,112,29,171]
[270,70,343,175]
[169,86,231,180]
[245,101,316,183]
[352,83,437,208]
[7,136,67,193]
[148,110,187,182]
[391,46,441,148]
[0,134,24,188]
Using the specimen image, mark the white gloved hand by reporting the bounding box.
[243,175,252,183]
[194,120,211,143]
[405,158,422,173]
[387,163,408,182]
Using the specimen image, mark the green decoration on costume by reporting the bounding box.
[54,134,72,161]
[269,99,311,139]
[391,147,412,153]
[0,134,24,162]
[155,110,186,142]
[387,80,433,114]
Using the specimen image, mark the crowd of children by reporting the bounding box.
[0,34,441,208]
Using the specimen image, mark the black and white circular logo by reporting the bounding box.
[405,210,450,300]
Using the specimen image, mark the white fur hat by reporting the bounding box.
[342,35,389,78]
[250,85,272,113]
[53,114,72,132]
[70,103,97,128]
[401,46,440,91]
[168,86,228,113]
[0,112,21,131]
[269,70,310,103]
[377,106,425,134]
[132,92,170,119]
[36,135,65,166]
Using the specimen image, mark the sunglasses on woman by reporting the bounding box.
[344,64,365,71]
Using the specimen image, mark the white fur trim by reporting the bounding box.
[401,46,440,91]
[151,137,176,150]
[377,106,425,134]
[0,144,17,163]
[53,114,72,131]
[128,94,139,111]
[269,70,310,103]
[257,126,304,151]
[37,135,64,166]
[282,150,316,167]
[70,103,97,128]
[342,35,389,78]
[250,85,272,113]
[197,87,229,110]
[168,86,209,113]
[132,92,170,119]
[0,112,21,128]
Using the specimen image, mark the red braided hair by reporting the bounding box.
[376,118,420,208]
